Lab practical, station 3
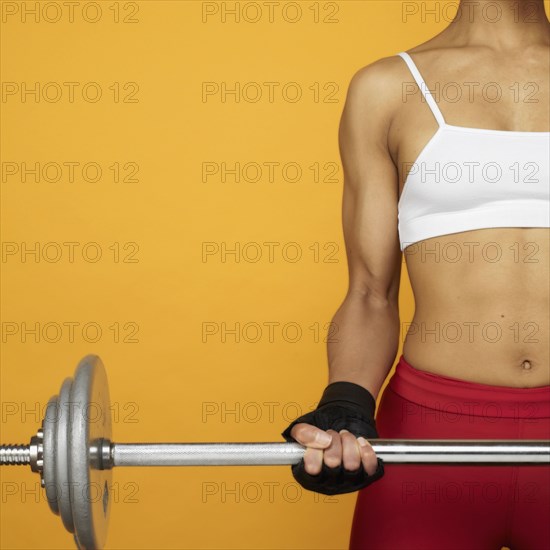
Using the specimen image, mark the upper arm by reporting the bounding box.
[338,58,403,305]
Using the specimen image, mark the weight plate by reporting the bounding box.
[56,378,75,533]
[42,395,60,515]
[69,355,112,550]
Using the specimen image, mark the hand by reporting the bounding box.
[280,382,385,494]
[290,423,379,476]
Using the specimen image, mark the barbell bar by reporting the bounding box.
[1,355,549,549]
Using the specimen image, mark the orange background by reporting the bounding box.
[2,1,546,548]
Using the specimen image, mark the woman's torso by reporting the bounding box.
[388,46,549,388]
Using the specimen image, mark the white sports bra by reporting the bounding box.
[397,51,550,252]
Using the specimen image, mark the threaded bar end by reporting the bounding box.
[0,445,31,465]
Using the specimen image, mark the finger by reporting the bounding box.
[290,423,332,448]
[303,447,324,475]
[357,436,379,476]
[339,429,362,471]
[322,429,343,468]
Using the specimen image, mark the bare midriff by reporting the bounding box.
[402,227,549,388]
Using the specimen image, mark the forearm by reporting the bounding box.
[327,292,400,399]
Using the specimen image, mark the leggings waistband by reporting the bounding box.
[389,354,550,418]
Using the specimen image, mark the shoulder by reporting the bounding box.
[340,55,408,137]
[345,55,407,106]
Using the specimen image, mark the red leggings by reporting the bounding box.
[349,355,550,550]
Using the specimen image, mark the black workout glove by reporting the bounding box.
[281,381,384,495]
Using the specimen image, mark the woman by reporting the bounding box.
[281,0,549,548]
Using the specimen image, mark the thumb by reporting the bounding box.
[290,423,333,448]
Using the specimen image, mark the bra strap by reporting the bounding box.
[398,51,446,127]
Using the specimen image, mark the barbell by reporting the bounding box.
[1,355,549,549]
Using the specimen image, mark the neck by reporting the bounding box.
[448,0,550,49]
